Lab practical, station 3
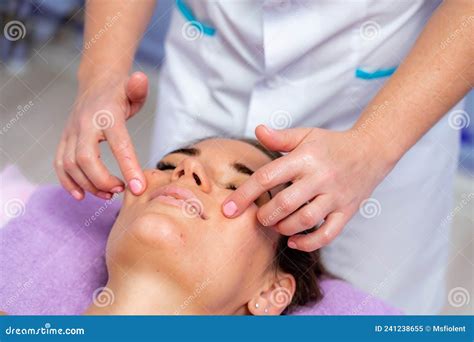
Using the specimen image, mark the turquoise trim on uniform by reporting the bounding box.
[175,0,216,36]
[355,66,398,80]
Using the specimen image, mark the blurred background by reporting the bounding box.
[0,0,472,314]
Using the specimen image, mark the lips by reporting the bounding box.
[149,184,208,220]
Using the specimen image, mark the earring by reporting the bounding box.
[255,303,260,309]
[264,308,269,313]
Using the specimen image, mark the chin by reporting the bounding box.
[131,210,187,249]
[106,211,188,274]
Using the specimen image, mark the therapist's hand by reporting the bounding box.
[222,124,395,252]
[54,71,148,200]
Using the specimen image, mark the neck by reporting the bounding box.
[84,271,205,315]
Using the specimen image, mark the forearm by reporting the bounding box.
[352,0,473,165]
[78,0,157,84]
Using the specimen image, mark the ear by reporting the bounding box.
[247,272,296,316]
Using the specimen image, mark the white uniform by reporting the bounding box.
[150,0,461,314]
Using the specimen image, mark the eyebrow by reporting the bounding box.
[167,147,200,156]
[232,162,254,176]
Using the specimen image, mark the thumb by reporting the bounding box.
[255,124,312,152]
[126,71,149,115]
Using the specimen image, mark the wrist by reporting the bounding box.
[77,65,128,94]
[77,61,129,88]
[345,126,401,175]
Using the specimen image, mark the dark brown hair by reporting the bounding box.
[235,138,327,313]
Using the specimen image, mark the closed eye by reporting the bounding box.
[156,161,176,171]
[226,184,237,191]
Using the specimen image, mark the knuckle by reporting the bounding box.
[301,153,316,168]
[63,157,76,172]
[275,193,292,213]
[76,152,93,165]
[255,168,273,187]
[299,208,317,228]
[319,229,333,246]
[53,158,63,170]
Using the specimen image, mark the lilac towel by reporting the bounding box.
[0,186,401,315]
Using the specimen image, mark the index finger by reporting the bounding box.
[222,154,300,218]
[104,121,146,195]
[76,131,125,192]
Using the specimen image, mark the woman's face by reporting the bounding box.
[107,138,293,314]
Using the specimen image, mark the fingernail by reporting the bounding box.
[111,186,124,193]
[263,125,275,134]
[70,190,83,200]
[129,178,143,194]
[288,241,297,249]
[223,201,238,217]
[97,191,112,200]
[264,125,275,133]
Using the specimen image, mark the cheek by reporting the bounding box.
[202,209,275,275]
[186,214,277,311]
[225,211,279,276]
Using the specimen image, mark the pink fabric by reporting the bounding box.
[0,186,401,315]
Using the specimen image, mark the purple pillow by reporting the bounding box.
[0,186,401,315]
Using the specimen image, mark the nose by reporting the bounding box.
[170,157,212,193]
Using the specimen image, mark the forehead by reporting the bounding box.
[188,138,273,169]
